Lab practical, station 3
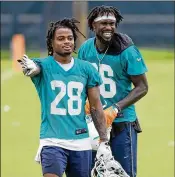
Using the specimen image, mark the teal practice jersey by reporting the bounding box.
[78,38,148,123]
[31,56,102,139]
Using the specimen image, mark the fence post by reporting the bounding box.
[72,1,88,50]
[11,34,25,72]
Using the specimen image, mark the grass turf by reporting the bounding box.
[1,49,174,177]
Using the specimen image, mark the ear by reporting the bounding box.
[51,39,54,48]
[92,21,96,31]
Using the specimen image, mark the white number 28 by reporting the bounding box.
[50,80,83,116]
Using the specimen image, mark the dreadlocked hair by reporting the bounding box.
[87,5,123,31]
[46,18,86,56]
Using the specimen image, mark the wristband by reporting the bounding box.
[113,103,121,113]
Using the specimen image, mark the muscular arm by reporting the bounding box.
[87,86,108,142]
[117,74,148,110]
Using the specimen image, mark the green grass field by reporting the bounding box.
[1,49,174,177]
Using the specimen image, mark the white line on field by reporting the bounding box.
[168,141,175,147]
[1,69,15,83]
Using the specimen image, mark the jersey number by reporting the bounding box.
[91,63,116,98]
[50,80,83,115]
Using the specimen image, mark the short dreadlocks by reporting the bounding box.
[46,18,86,56]
[87,5,123,31]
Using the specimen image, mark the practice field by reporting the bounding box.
[1,49,174,177]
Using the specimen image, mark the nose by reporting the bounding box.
[64,38,70,44]
[105,24,113,30]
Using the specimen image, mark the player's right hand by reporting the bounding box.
[85,100,91,115]
[96,141,113,161]
[17,55,39,76]
[104,105,118,127]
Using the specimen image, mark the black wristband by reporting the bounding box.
[113,103,121,113]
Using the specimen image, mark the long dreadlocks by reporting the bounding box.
[46,18,86,56]
[87,5,123,31]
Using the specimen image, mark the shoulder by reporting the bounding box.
[78,38,95,59]
[32,56,53,66]
[118,33,133,43]
[121,45,140,56]
[79,38,95,49]
[75,57,92,66]
[107,33,134,55]
[120,45,146,69]
[81,37,95,46]
[75,58,97,72]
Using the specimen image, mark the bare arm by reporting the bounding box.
[117,74,148,110]
[87,86,108,142]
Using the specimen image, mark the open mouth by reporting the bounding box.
[102,32,113,38]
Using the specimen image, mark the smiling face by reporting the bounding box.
[52,27,75,57]
[92,13,116,42]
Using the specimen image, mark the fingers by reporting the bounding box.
[23,54,29,59]
[17,59,23,63]
[85,100,90,115]
[18,61,27,68]
[22,54,30,63]
[22,55,29,62]
[17,55,29,69]
[23,69,31,76]
[24,69,32,76]
[18,54,29,63]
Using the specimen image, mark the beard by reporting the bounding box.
[96,34,113,46]
[55,51,72,57]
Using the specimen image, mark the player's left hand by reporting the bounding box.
[96,141,113,161]
[85,101,119,128]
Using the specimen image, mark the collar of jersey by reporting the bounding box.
[50,56,76,75]
[93,37,110,54]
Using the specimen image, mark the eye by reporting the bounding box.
[68,36,74,41]
[110,22,115,26]
[57,37,64,41]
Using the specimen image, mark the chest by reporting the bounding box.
[41,63,88,92]
[84,52,124,78]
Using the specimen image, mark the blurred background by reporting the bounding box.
[1,1,174,51]
[1,1,174,177]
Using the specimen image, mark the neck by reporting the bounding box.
[95,38,107,52]
[53,52,72,64]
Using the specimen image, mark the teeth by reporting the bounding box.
[103,32,112,37]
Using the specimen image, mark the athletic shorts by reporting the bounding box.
[41,146,92,177]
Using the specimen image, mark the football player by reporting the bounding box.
[18,18,113,177]
[78,6,148,177]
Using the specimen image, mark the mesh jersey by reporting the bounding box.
[78,38,148,122]
[31,56,102,139]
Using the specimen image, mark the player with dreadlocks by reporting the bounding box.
[78,5,149,177]
[46,18,85,56]
[18,18,113,177]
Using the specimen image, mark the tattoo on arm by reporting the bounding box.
[90,107,108,142]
